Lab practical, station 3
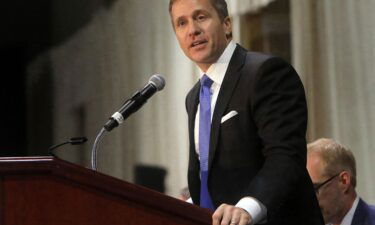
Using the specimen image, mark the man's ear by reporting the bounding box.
[223,16,232,39]
[339,171,351,193]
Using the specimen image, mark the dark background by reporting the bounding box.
[0,0,116,157]
[0,0,50,156]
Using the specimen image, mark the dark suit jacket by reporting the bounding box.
[352,198,375,225]
[185,45,324,225]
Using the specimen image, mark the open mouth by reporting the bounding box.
[191,40,207,48]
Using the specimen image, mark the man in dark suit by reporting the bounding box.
[307,138,375,225]
[169,0,324,224]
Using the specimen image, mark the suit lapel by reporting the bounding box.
[208,45,247,170]
[352,198,373,225]
[187,81,200,162]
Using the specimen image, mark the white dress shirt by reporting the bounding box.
[192,40,267,225]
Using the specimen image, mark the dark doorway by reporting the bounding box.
[0,46,27,156]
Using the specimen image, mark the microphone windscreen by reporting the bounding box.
[149,74,165,91]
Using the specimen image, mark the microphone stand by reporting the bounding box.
[91,128,107,171]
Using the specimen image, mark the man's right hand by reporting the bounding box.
[212,204,252,225]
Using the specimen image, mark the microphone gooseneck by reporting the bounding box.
[91,128,106,171]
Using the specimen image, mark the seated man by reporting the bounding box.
[307,138,375,225]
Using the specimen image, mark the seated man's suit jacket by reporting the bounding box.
[185,45,324,225]
[352,198,375,225]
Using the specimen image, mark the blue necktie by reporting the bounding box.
[199,75,214,210]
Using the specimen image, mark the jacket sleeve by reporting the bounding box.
[245,56,308,220]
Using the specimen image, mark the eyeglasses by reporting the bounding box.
[313,173,341,195]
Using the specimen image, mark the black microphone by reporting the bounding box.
[104,74,165,131]
[48,137,88,157]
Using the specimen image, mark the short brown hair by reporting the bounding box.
[169,0,229,22]
[307,138,357,187]
[169,0,231,39]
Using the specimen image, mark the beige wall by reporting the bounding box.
[291,0,375,203]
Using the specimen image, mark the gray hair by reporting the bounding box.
[307,138,357,187]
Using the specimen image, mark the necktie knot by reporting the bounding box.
[201,75,213,89]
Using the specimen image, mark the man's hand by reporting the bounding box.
[212,204,252,225]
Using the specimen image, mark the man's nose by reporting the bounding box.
[188,21,202,37]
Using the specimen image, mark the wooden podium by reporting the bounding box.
[0,157,211,225]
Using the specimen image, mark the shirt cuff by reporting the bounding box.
[235,197,267,225]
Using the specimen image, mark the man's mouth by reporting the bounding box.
[191,40,207,48]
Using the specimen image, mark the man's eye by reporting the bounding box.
[197,15,206,21]
[176,19,186,27]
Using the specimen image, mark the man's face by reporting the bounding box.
[170,0,231,71]
[307,153,344,224]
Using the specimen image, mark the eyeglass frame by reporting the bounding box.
[313,172,341,194]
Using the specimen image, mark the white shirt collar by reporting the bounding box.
[198,40,236,85]
[340,196,360,225]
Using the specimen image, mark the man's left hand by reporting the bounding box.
[212,204,252,225]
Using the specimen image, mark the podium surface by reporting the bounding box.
[0,157,211,225]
